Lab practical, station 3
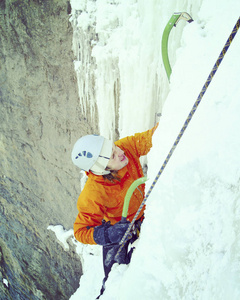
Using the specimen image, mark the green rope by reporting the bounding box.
[115,17,240,262]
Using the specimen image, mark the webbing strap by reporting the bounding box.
[115,17,240,261]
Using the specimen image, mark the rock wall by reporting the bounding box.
[0,0,98,299]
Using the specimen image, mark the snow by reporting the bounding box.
[53,0,240,299]
[3,278,9,288]
[47,225,74,251]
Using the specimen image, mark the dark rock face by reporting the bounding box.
[0,0,98,299]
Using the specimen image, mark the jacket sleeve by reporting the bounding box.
[74,186,106,245]
[118,123,159,157]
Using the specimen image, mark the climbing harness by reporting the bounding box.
[162,12,193,81]
[115,16,240,262]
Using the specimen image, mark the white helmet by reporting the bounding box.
[71,135,112,175]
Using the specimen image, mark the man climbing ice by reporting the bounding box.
[71,123,158,297]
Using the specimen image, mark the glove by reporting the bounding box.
[93,220,131,246]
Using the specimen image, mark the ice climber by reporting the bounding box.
[71,123,158,297]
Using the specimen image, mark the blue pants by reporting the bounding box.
[96,218,142,299]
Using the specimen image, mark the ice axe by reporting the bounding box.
[161,12,193,81]
[120,177,148,223]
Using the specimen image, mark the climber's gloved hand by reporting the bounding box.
[93,220,131,246]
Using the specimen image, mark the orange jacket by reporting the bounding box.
[74,124,158,244]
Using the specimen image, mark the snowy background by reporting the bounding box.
[48,0,240,299]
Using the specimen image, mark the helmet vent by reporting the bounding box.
[75,151,93,160]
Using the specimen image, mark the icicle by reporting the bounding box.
[70,1,98,121]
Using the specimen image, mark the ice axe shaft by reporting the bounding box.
[121,177,148,223]
[161,12,193,80]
